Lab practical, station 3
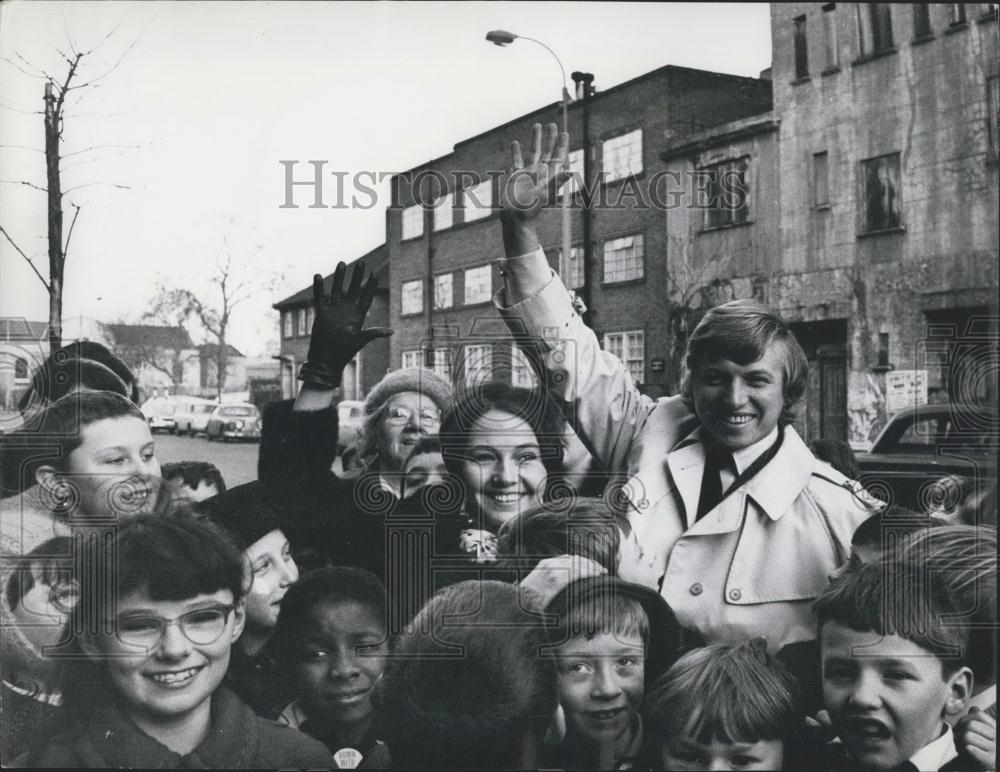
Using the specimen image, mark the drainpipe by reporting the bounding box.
[572,71,596,326]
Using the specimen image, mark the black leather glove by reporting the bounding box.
[298,261,393,388]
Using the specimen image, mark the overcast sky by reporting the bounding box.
[0,1,772,356]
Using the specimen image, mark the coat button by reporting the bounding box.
[689,583,703,595]
[729,589,741,601]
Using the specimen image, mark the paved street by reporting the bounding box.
[153,432,259,489]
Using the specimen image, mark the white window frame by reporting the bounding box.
[433,192,453,231]
[433,272,453,309]
[602,234,644,284]
[603,330,645,385]
[463,344,493,387]
[511,344,537,388]
[700,157,750,230]
[558,244,585,290]
[297,307,308,336]
[431,347,452,381]
[463,179,493,222]
[305,306,314,334]
[401,204,424,240]
[402,350,422,370]
[401,279,424,315]
[602,129,643,183]
[464,265,492,305]
[283,311,293,339]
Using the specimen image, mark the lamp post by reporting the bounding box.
[486,30,571,286]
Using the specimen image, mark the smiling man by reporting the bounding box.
[494,123,880,651]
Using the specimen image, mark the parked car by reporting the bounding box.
[337,399,365,452]
[856,403,997,513]
[140,398,177,434]
[173,397,218,436]
[205,403,262,442]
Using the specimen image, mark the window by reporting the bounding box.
[297,308,308,336]
[794,15,809,79]
[14,356,28,380]
[401,279,424,315]
[602,129,643,182]
[988,76,999,155]
[603,331,645,385]
[857,3,894,57]
[912,3,932,37]
[402,350,422,370]
[861,153,902,233]
[701,157,750,230]
[823,4,839,68]
[433,192,453,231]
[305,307,314,334]
[603,234,644,283]
[511,344,537,388]
[401,204,424,240]
[433,273,453,309]
[557,244,584,290]
[283,311,293,339]
[463,179,493,222]
[950,3,967,24]
[463,344,492,387]
[813,151,830,207]
[464,265,492,304]
[431,348,452,380]
[561,148,585,198]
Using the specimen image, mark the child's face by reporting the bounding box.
[661,735,784,770]
[92,587,243,724]
[555,632,645,749]
[295,599,388,725]
[12,563,78,652]
[63,416,161,517]
[821,621,972,770]
[244,529,299,630]
[616,527,661,588]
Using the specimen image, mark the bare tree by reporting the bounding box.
[0,26,139,350]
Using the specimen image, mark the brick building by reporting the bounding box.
[273,243,390,400]
[387,65,773,398]
[663,3,998,447]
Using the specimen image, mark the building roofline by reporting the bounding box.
[660,114,779,161]
[273,242,388,310]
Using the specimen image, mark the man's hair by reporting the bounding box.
[680,300,809,425]
[161,461,226,495]
[59,507,245,717]
[894,525,997,686]
[440,381,566,477]
[495,497,632,576]
[808,438,860,479]
[272,566,387,664]
[37,391,146,472]
[550,581,650,648]
[851,505,937,549]
[815,561,970,676]
[645,638,800,747]
[374,580,556,770]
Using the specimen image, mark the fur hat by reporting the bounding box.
[363,367,452,417]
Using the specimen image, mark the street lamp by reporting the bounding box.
[486,29,571,287]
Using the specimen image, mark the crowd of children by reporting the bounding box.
[0,158,996,769]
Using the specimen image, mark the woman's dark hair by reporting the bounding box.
[272,566,387,664]
[495,497,632,576]
[439,381,567,478]
[374,580,556,770]
[680,300,809,426]
[56,507,245,718]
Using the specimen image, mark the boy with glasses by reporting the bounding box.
[18,511,333,768]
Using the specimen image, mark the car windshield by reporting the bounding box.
[220,406,255,417]
[195,405,214,414]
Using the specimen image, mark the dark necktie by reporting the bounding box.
[696,442,732,521]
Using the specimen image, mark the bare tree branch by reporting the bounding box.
[60,142,143,159]
[0,144,45,154]
[61,181,130,196]
[0,53,48,80]
[0,101,44,115]
[0,225,50,291]
[1,179,48,193]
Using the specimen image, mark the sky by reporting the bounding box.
[0,1,772,357]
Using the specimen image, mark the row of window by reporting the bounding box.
[401,331,646,387]
[281,305,315,339]
[793,3,997,81]
[400,129,643,241]
[400,264,493,316]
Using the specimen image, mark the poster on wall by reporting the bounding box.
[885,369,929,414]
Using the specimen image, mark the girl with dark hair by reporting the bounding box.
[18,511,333,768]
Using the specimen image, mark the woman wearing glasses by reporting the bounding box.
[18,511,333,768]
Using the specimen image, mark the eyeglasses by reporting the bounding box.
[115,604,236,647]
[385,405,441,426]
